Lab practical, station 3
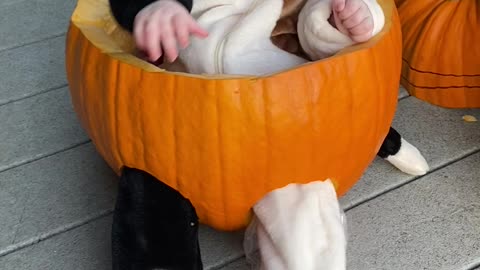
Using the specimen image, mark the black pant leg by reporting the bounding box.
[112,167,203,270]
[377,127,402,159]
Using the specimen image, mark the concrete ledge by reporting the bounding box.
[0,36,67,105]
[0,0,75,51]
[0,87,88,173]
[347,153,480,269]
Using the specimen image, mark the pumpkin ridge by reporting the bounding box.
[402,59,480,77]
[140,72,149,170]
[112,60,121,169]
[323,70,332,180]
[306,71,315,183]
[262,79,271,195]
[172,75,179,193]
[401,1,442,66]
[376,46,389,163]
[214,80,228,227]
[371,50,383,155]
[81,39,93,140]
[401,75,480,90]
[76,33,89,140]
[347,63,356,172]
[90,42,107,159]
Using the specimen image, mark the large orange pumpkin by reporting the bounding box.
[395,0,480,108]
[65,0,402,231]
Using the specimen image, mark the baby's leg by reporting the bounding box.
[377,127,429,176]
[112,167,203,270]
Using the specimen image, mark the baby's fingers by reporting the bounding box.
[349,17,373,36]
[187,18,209,38]
[350,26,373,43]
[133,17,146,50]
[173,15,190,48]
[142,21,163,61]
[332,0,346,12]
[160,26,179,62]
[337,0,362,20]
[341,6,368,29]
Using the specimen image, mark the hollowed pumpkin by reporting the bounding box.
[65,0,401,231]
[395,0,480,108]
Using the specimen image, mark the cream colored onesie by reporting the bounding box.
[175,0,385,76]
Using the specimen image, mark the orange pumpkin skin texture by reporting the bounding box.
[395,0,480,108]
[65,0,402,231]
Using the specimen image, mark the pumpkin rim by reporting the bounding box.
[69,0,396,80]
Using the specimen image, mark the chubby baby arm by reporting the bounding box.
[333,0,385,42]
[297,0,385,61]
[109,0,207,62]
[109,0,193,31]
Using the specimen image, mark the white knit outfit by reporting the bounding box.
[177,0,385,75]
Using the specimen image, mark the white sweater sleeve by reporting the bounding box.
[362,0,385,37]
[297,0,385,61]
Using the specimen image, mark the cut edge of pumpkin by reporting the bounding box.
[68,0,398,80]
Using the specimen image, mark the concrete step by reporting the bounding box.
[0,143,117,256]
[346,152,480,270]
[0,87,88,173]
[0,35,67,105]
[0,0,75,51]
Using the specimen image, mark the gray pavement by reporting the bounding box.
[0,0,479,269]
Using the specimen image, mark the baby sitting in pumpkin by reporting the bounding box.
[111,0,385,75]
[108,0,385,269]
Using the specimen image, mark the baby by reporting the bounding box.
[110,0,385,75]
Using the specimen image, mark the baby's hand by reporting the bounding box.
[134,0,208,63]
[332,0,374,43]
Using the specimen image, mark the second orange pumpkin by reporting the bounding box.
[395,0,480,108]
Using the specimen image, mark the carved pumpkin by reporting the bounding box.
[65,0,401,231]
[395,0,480,108]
